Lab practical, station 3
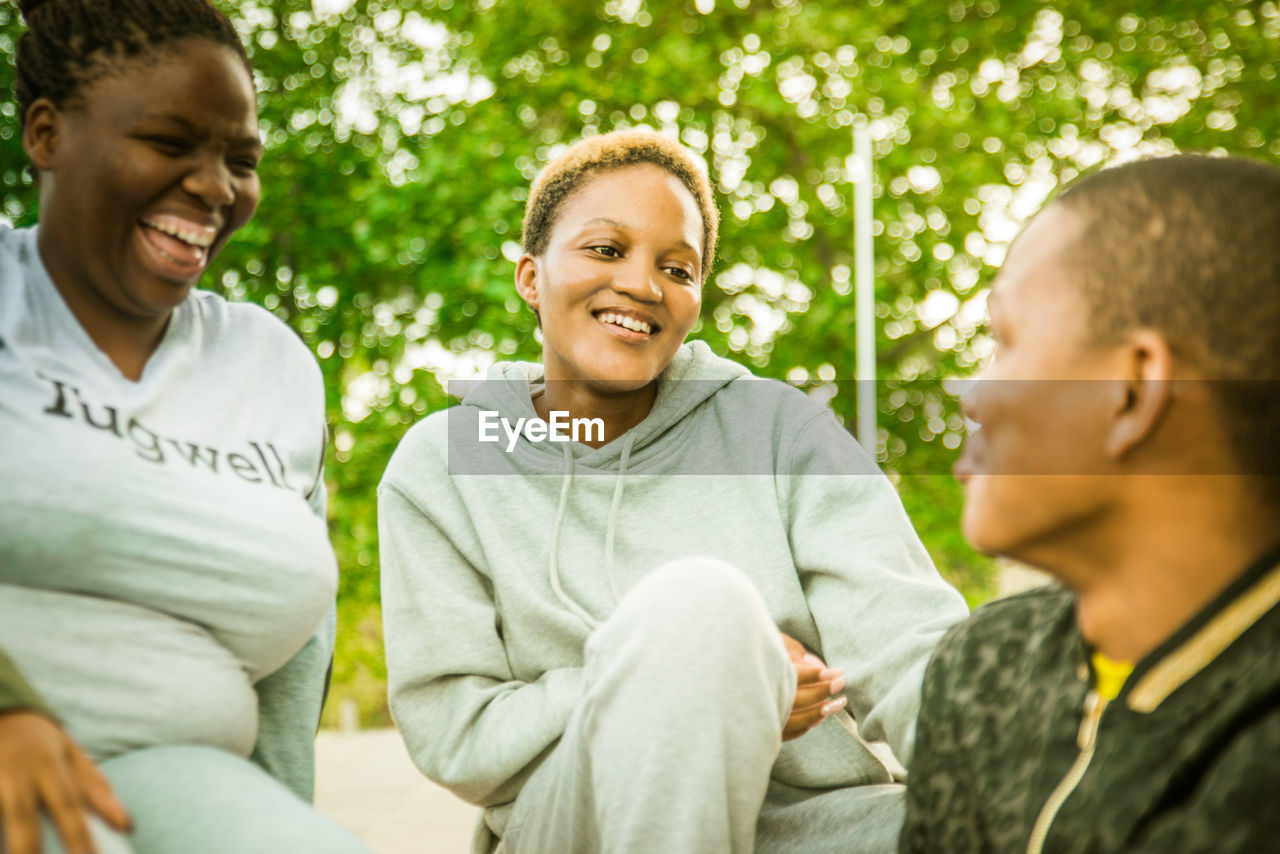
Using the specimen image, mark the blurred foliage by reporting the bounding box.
[2,0,1276,726]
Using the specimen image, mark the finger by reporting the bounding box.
[820,695,848,718]
[36,769,96,854]
[798,655,829,676]
[69,747,131,832]
[794,663,824,686]
[821,669,847,694]
[783,712,823,738]
[794,680,835,708]
[783,698,829,738]
[785,693,849,738]
[804,669,846,695]
[1,784,42,854]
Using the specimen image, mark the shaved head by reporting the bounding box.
[1045,155,1280,497]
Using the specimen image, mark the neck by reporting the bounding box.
[38,233,169,382]
[1048,478,1279,662]
[533,379,657,448]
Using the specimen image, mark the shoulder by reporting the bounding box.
[187,291,321,386]
[714,376,879,475]
[0,223,28,252]
[0,226,37,305]
[711,374,839,436]
[0,223,21,255]
[928,585,1076,684]
[381,406,455,491]
[188,289,294,342]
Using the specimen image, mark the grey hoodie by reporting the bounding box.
[379,341,968,831]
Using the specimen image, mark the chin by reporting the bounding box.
[588,375,659,395]
[961,514,1003,557]
[960,481,1015,557]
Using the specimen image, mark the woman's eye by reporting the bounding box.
[147,136,189,154]
[664,266,693,281]
[230,157,260,173]
[589,245,621,258]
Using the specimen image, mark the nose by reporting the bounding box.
[182,154,236,208]
[611,257,663,303]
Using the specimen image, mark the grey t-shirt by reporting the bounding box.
[0,225,336,795]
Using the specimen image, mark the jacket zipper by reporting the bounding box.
[1025,690,1108,854]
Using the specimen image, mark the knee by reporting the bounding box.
[620,557,767,628]
[595,557,785,667]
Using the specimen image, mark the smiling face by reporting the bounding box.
[516,163,704,394]
[25,38,261,323]
[955,204,1126,562]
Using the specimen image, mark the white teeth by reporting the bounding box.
[598,312,653,335]
[142,218,215,248]
[153,243,204,265]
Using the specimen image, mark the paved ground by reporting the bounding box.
[315,729,479,854]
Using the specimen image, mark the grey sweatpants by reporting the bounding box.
[500,558,906,854]
[14,744,370,854]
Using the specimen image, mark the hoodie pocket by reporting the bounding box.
[770,710,899,788]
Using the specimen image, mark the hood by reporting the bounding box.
[460,339,749,469]
[459,340,749,630]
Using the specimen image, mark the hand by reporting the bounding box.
[0,711,131,854]
[779,632,846,741]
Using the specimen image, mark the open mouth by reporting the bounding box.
[138,215,217,273]
[594,310,659,337]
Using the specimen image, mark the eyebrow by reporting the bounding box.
[579,218,699,254]
[140,112,263,148]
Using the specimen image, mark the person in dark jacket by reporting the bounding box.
[900,155,1280,854]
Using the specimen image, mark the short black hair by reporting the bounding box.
[1054,155,1280,494]
[15,0,250,129]
[522,130,719,281]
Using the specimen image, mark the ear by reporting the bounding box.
[22,98,62,173]
[1104,328,1175,460]
[514,254,540,312]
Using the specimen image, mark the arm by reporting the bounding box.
[249,422,333,802]
[785,410,969,766]
[248,606,334,802]
[379,479,584,807]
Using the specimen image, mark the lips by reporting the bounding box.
[593,308,660,339]
[953,439,983,482]
[137,214,219,279]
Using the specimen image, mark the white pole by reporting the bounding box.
[853,123,876,458]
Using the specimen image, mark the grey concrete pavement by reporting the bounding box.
[315,729,480,854]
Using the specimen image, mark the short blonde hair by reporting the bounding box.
[522,130,719,279]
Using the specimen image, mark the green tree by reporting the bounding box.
[4,0,1275,724]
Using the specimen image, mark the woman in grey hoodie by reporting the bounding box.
[379,130,969,854]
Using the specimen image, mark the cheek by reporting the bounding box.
[670,288,702,330]
[232,177,261,227]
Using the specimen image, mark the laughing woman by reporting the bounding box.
[0,2,370,853]
[379,131,969,854]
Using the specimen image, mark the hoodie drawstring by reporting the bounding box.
[547,433,637,631]
[548,444,601,629]
[603,434,635,605]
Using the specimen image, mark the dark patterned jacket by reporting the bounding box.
[901,546,1280,854]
